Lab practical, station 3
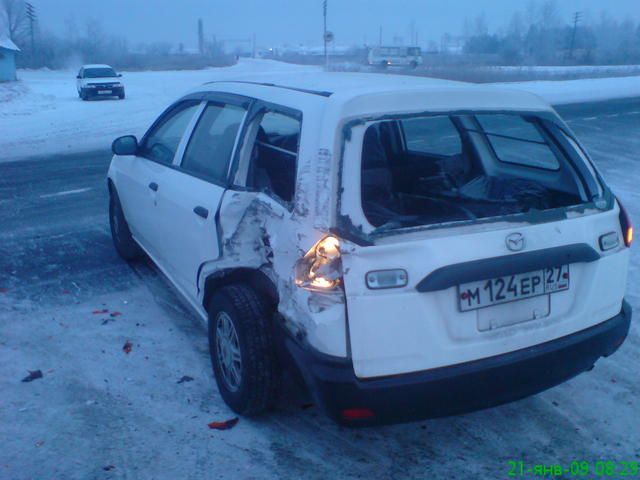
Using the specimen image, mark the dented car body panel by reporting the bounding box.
[108,72,632,424]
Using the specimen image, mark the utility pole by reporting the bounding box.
[25,2,36,54]
[569,11,582,60]
[379,25,382,46]
[323,0,328,69]
[198,18,204,55]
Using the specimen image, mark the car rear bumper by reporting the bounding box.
[285,300,632,426]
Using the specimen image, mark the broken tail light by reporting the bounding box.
[295,235,343,291]
[618,200,633,247]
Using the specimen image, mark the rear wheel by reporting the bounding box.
[109,189,142,261]
[208,284,279,416]
[119,91,125,100]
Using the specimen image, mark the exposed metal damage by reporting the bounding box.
[199,186,348,357]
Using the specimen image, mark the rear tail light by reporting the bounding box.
[618,200,633,247]
[295,235,343,290]
[341,408,375,421]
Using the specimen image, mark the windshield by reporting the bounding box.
[359,113,595,230]
[84,68,117,78]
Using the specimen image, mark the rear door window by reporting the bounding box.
[180,103,246,183]
[476,115,560,170]
[247,111,301,202]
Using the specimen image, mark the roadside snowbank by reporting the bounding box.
[502,76,640,105]
[0,58,638,162]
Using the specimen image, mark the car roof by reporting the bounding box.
[196,71,554,116]
[82,64,114,69]
[203,71,458,97]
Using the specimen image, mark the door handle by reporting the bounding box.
[148,182,158,192]
[193,206,209,219]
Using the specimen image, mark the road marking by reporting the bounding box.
[39,187,93,199]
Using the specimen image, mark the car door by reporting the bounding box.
[115,100,202,260]
[151,95,250,299]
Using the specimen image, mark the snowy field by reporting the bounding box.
[1,58,640,162]
[0,59,319,162]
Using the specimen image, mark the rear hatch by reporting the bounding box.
[337,111,629,379]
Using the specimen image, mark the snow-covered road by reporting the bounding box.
[1,58,640,162]
[0,98,638,479]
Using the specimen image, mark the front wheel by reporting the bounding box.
[109,190,142,261]
[208,284,279,416]
[118,91,125,100]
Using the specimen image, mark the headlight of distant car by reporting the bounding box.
[85,84,97,88]
[112,83,122,87]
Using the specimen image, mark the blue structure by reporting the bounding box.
[0,36,20,82]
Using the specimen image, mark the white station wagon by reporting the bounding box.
[107,73,632,425]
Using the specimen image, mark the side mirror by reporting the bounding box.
[76,75,81,79]
[118,73,123,77]
[112,135,139,156]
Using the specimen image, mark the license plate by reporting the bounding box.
[98,90,112,94]
[458,265,570,312]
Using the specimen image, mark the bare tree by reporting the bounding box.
[0,0,27,43]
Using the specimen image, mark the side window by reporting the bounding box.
[248,111,301,203]
[181,102,246,182]
[401,116,462,157]
[141,102,200,164]
[476,114,560,170]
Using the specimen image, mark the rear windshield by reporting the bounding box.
[360,113,594,230]
[84,68,117,78]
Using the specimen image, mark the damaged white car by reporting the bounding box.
[107,73,632,425]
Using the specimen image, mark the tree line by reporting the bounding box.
[461,1,640,65]
[0,0,234,70]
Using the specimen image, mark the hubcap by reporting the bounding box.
[215,311,242,392]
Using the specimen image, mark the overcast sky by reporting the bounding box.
[31,0,640,49]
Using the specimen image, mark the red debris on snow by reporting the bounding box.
[207,418,239,431]
[92,309,109,314]
[0,288,8,293]
[122,341,133,354]
[109,311,122,317]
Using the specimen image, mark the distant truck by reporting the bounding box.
[368,46,422,68]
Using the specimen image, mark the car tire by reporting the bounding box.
[119,92,125,100]
[410,61,418,69]
[208,284,279,416]
[109,189,142,261]
[80,90,88,101]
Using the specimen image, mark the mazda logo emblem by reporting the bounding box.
[506,232,525,252]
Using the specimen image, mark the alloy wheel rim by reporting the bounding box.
[215,311,242,392]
